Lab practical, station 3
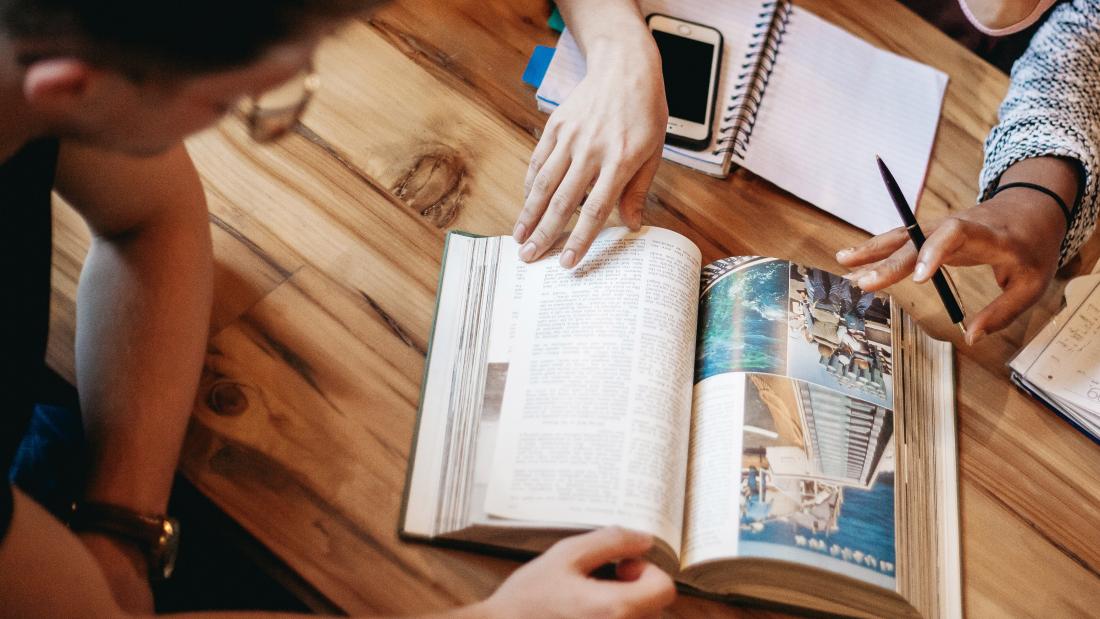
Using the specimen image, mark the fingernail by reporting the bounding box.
[967,329,986,346]
[628,208,643,230]
[836,247,854,259]
[913,262,929,282]
[560,249,577,269]
[512,222,527,242]
[857,271,877,288]
[842,270,862,281]
[519,242,537,262]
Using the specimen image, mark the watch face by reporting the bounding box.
[154,518,181,580]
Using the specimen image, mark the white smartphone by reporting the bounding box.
[647,14,723,151]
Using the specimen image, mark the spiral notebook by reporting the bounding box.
[535,0,949,235]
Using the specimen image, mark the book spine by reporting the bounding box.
[715,0,793,160]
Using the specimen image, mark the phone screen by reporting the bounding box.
[652,30,715,124]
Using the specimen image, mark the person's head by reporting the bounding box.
[1,0,375,154]
[957,0,1056,35]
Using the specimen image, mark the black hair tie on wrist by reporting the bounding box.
[989,181,1072,226]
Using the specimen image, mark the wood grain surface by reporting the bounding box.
[46,0,1100,615]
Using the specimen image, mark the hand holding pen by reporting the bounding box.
[835,156,1071,346]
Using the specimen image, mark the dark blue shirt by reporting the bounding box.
[1,138,59,540]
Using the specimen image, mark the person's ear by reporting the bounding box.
[22,58,95,112]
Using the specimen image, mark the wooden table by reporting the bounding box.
[47,0,1100,615]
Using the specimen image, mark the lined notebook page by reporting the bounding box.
[738,7,948,234]
[537,0,767,174]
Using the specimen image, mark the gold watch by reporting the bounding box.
[69,500,181,581]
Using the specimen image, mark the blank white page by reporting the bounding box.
[738,7,948,234]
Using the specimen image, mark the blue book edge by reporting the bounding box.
[548,7,565,32]
[522,45,556,89]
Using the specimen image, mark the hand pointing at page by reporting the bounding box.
[513,0,667,269]
[836,157,1077,345]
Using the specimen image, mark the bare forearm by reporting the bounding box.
[555,0,656,64]
[75,202,213,513]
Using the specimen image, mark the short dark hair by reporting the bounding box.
[2,0,371,75]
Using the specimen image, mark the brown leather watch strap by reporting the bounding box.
[69,500,181,581]
[70,501,166,542]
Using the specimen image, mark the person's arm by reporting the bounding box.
[837,0,1100,344]
[54,141,214,611]
[513,0,667,268]
[0,487,675,619]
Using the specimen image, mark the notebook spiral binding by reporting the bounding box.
[714,0,793,159]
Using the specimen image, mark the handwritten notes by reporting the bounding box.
[1020,277,1100,414]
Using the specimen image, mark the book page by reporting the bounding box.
[681,372,746,566]
[485,227,701,555]
[683,257,898,590]
[738,7,947,234]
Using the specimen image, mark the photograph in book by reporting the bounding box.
[696,257,790,383]
[736,373,897,589]
[481,362,509,423]
[786,264,894,409]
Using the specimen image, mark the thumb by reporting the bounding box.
[609,561,677,617]
[616,557,646,581]
[552,527,655,574]
[965,276,1046,344]
[619,148,661,230]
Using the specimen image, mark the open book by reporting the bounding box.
[402,227,960,618]
[535,0,948,235]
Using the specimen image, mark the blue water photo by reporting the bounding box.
[695,258,789,383]
[739,473,897,588]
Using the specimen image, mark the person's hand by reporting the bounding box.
[513,26,667,269]
[835,189,1065,345]
[478,527,676,619]
[79,531,155,613]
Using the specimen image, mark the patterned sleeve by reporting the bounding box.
[979,0,1100,266]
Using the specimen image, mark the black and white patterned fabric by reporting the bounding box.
[979,0,1100,265]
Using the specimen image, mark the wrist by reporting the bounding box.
[461,599,502,619]
[79,530,150,580]
[584,32,659,71]
[70,499,181,581]
[983,191,1066,264]
[997,156,1082,220]
[78,531,156,613]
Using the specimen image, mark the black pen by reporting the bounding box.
[876,155,966,335]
